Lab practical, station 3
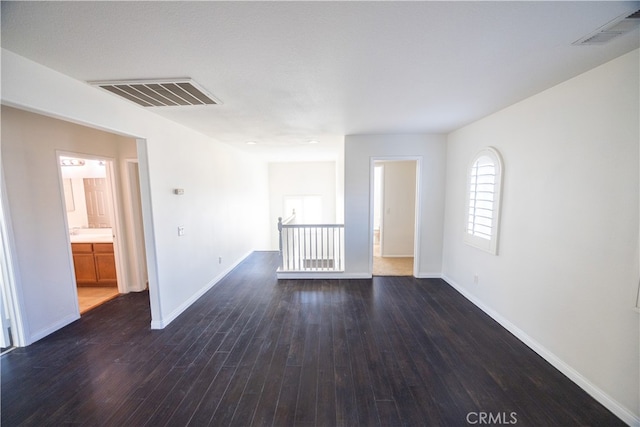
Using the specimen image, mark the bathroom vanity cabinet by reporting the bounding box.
[71,242,117,287]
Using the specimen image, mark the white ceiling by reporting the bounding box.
[2,1,639,161]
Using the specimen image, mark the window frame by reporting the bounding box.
[464,147,504,255]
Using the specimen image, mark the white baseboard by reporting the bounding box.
[276,271,371,280]
[415,272,442,279]
[276,271,441,280]
[441,274,639,427]
[381,254,414,258]
[150,250,253,330]
[28,313,79,345]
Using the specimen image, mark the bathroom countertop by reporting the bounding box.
[70,234,113,243]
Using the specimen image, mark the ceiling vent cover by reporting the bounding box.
[573,9,640,45]
[89,78,221,107]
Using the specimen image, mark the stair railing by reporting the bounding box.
[278,213,344,272]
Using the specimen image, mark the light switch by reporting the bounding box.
[178,226,185,236]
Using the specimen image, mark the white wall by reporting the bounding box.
[1,49,271,340]
[344,134,446,277]
[268,161,337,250]
[380,161,416,257]
[442,49,639,423]
[1,106,138,342]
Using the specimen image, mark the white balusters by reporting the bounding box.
[278,222,345,272]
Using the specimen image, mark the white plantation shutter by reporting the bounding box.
[465,148,503,254]
[468,157,496,240]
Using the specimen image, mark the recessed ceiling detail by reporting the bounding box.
[573,9,640,45]
[89,78,221,107]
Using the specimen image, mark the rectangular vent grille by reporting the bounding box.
[89,78,220,107]
[573,9,640,45]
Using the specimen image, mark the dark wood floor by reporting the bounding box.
[2,251,623,426]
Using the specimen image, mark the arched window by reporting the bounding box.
[465,147,503,255]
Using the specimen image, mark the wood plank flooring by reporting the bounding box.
[373,243,413,276]
[1,251,623,426]
[373,256,414,276]
[77,286,120,314]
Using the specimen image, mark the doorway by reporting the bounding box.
[372,160,418,276]
[59,155,120,314]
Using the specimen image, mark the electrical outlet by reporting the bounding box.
[473,274,479,285]
[218,256,222,264]
[178,226,185,236]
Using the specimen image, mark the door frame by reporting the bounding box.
[56,151,127,298]
[373,163,385,256]
[123,159,148,291]
[0,171,26,347]
[369,156,422,277]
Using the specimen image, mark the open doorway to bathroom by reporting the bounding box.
[372,160,417,276]
[59,155,120,314]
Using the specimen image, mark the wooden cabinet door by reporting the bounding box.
[71,242,117,287]
[93,243,113,253]
[73,253,97,283]
[95,253,117,283]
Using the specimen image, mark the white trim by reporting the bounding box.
[276,271,371,280]
[369,160,376,276]
[151,250,253,329]
[29,313,79,344]
[0,171,28,347]
[123,159,148,292]
[414,272,443,279]
[376,164,385,257]
[442,274,639,426]
[54,150,83,317]
[104,159,128,294]
[413,158,423,278]
[382,254,415,258]
[136,140,163,330]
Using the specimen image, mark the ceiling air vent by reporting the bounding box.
[573,9,640,45]
[89,78,221,107]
